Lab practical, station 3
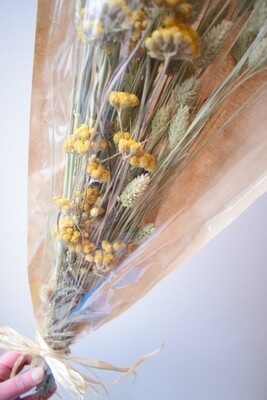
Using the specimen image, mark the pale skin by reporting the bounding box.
[0,351,53,400]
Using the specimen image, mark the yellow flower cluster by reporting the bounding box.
[125,9,148,50]
[113,131,131,143]
[75,124,93,139]
[77,14,104,44]
[83,242,96,254]
[92,240,126,273]
[94,250,114,272]
[71,239,94,255]
[63,125,108,155]
[90,206,105,218]
[118,138,144,157]
[52,216,80,244]
[63,124,96,155]
[74,139,89,155]
[87,156,109,182]
[62,137,75,153]
[130,152,156,172]
[90,138,108,152]
[109,91,140,108]
[145,24,200,61]
[52,196,73,211]
[114,133,157,172]
[82,185,101,212]
[73,124,93,155]
[131,9,148,31]
[75,239,126,275]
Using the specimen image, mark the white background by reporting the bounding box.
[0,1,267,399]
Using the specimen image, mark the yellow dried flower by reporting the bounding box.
[90,207,105,218]
[109,91,140,108]
[94,250,103,266]
[59,216,73,229]
[70,231,81,243]
[75,243,83,253]
[129,156,139,167]
[77,19,103,43]
[118,138,144,157]
[83,242,95,254]
[62,137,75,153]
[74,124,93,139]
[145,154,155,171]
[52,196,72,211]
[131,9,148,31]
[82,185,100,211]
[125,9,148,43]
[74,139,89,155]
[81,218,95,229]
[113,241,122,252]
[130,152,157,172]
[101,240,113,253]
[145,24,200,61]
[87,157,109,182]
[114,131,131,144]
[53,216,81,244]
[112,241,127,253]
[90,138,108,151]
[102,253,114,267]
[85,253,94,263]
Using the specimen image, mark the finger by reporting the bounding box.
[11,355,32,376]
[0,352,20,382]
[0,352,32,382]
[0,367,44,400]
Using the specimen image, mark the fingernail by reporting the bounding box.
[31,367,44,384]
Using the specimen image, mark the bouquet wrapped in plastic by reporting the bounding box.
[1,0,267,398]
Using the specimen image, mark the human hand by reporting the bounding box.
[0,351,52,400]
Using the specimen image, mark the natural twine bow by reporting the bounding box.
[0,326,162,398]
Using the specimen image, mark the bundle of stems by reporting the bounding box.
[38,0,267,387]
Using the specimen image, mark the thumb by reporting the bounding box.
[0,367,44,400]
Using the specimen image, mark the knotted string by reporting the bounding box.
[0,326,163,398]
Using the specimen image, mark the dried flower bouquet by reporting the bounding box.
[1,0,267,398]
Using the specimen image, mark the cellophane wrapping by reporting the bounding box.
[28,0,267,395]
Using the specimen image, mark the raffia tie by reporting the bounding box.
[0,326,162,398]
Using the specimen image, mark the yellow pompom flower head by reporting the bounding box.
[109,91,140,109]
[145,24,200,61]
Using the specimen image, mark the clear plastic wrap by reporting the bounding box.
[10,0,267,397]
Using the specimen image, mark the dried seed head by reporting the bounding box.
[195,20,233,69]
[175,76,200,107]
[151,104,172,135]
[133,223,156,243]
[119,174,150,208]
[145,24,200,61]
[248,37,267,70]
[248,0,267,34]
[168,105,190,149]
